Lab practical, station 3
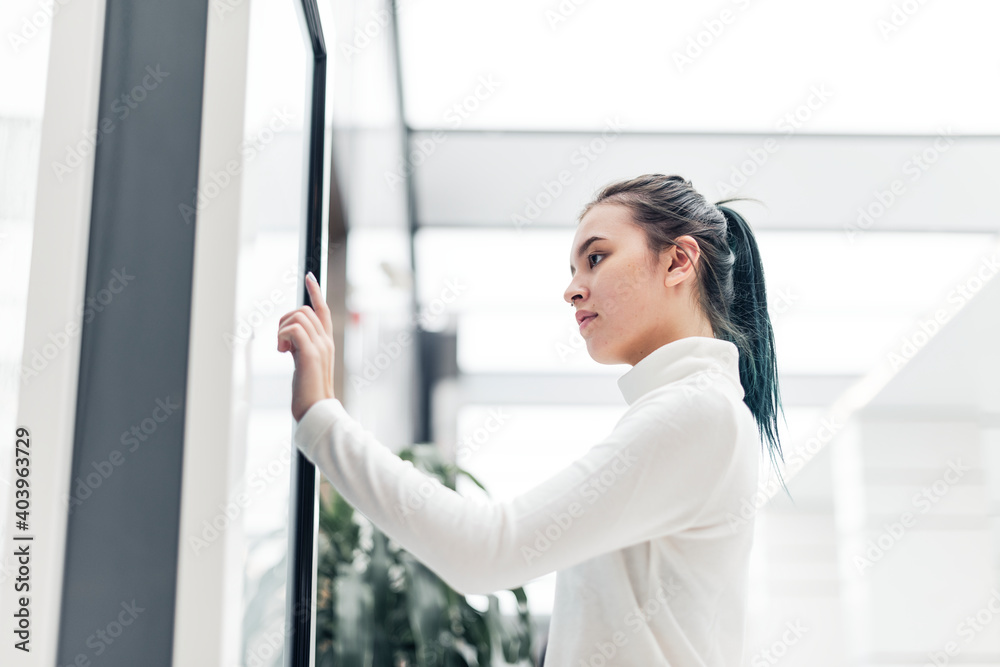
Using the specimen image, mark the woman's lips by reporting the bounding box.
[579,314,597,330]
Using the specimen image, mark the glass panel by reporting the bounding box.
[236,1,310,665]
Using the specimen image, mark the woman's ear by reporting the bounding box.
[663,236,700,286]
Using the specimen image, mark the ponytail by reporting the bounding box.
[715,201,789,497]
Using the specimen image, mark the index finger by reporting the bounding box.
[305,271,333,336]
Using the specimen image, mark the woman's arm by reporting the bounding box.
[294,390,737,596]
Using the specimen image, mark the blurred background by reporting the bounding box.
[2,0,1000,665]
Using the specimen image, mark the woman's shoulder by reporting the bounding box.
[609,382,746,461]
[620,378,743,430]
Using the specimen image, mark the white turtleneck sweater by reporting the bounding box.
[293,335,761,666]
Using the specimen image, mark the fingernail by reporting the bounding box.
[306,271,316,284]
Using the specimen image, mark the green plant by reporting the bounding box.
[315,443,535,667]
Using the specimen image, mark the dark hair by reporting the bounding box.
[578,174,789,497]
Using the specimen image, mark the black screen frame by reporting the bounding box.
[289,1,327,666]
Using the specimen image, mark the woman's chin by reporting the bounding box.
[584,341,614,366]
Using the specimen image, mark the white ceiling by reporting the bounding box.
[395,0,1000,134]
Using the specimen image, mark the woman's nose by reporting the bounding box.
[564,280,585,305]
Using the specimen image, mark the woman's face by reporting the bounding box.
[564,202,705,367]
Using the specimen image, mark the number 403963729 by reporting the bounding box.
[14,427,31,530]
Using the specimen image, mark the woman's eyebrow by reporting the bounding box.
[570,236,607,276]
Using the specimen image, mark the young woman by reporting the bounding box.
[277,174,786,666]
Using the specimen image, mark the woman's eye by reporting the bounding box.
[588,253,604,268]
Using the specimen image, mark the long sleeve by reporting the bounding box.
[293,389,739,597]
